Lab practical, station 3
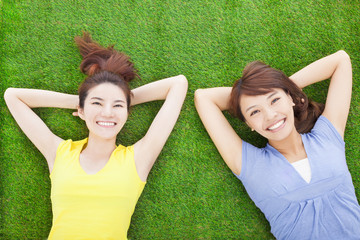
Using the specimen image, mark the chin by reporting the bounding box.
[269,130,295,143]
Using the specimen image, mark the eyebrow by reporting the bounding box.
[267,91,278,100]
[245,91,279,113]
[90,97,125,103]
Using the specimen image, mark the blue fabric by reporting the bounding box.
[235,116,360,240]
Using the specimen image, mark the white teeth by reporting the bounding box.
[97,121,115,126]
[268,120,284,130]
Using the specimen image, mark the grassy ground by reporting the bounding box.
[1,0,360,239]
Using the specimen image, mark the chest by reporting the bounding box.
[245,139,348,202]
[51,156,138,198]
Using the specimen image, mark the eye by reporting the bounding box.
[92,102,102,106]
[271,97,280,104]
[114,104,124,108]
[250,110,260,116]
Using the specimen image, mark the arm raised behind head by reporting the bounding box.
[132,75,188,182]
[290,50,352,137]
[194,87,243,176]
[4,88,78,171]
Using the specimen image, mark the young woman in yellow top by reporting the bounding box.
[4,32,188,239]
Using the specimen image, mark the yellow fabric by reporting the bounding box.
[48,139,146,240]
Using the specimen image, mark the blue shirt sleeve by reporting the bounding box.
[310,115,345,148]
[234,140,265,182]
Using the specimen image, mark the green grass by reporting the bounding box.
[1,0,360,239]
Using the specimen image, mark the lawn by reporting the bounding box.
[1,0,360,239]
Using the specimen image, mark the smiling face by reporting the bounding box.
[240,88,297,142]
[78,83,128,141]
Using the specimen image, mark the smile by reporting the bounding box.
[97,121,116,126]
[267,119,285,131]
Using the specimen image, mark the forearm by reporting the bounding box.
[194,86,243,175]
[289,50,350,89]
[130,75,187,106]
[5,88,78,109]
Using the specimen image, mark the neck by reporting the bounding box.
[269,128,306,163]
[82,135,117,160]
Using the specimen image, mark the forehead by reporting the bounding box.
[240,88,285,106]
[87,83,126,100]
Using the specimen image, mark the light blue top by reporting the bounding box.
[235,116,360,240]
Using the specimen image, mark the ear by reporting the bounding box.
[77,106,85,120]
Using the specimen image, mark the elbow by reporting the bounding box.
[176,74,188,88]
[194,88,202,100]
[4,88,16,104]
[174,74,188,94]
[194,89,206,107]
[337,50,351,61]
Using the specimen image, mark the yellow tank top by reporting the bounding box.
[48,139,146,240]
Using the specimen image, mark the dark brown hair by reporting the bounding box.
[74,32,138,110]
[229,61,324,133]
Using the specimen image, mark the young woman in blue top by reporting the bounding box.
[195,50,360,239]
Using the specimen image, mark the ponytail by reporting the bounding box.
[74,32,138,110]
[291,93,324,133]
[74,32,138,81]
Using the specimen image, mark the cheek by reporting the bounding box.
[119,109,129,119]
[285,96,295,108]
[81,105,95,117]
[245,117,261,129]
[122,113,129,121]
[283,102,295,114]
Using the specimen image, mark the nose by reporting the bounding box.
[101,104,114,117]
[264,107,277,120]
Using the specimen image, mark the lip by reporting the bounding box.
[96,121,117,127]
[266,118,286,132]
